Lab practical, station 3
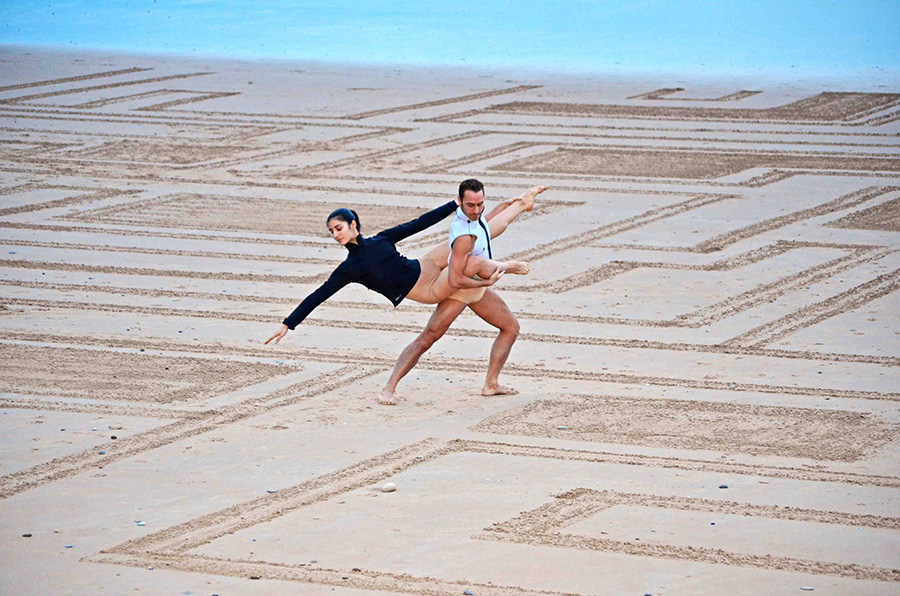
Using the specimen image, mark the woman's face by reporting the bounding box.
[327,218,357,245]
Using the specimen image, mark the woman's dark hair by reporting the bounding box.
[458,178,485,199]
[327,207,361,232]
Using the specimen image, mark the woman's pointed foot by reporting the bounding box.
[501,261,529,275]
[519,185,549,211]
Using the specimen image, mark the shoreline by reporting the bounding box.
[5,42,899,89]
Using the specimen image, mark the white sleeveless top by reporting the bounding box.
[448,206,491,262]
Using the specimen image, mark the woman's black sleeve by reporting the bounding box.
[376,200,457,244]
[282,264,351,330]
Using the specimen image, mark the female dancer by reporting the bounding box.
[265,193,532,344]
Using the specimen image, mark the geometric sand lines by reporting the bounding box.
[478,488,900,581]
[472,396,897,461]
[1,48,899,595]
[0,344,294,404]
[490,147,900,179]
[827,196,900,231]
[65,139,254,166]
[489,92,900,124]
[67,194,436,236]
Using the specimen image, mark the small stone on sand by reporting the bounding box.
[382,482,396,493]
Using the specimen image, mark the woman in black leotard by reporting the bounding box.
[265,200,522,345]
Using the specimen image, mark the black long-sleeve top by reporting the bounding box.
[283,200,457,329]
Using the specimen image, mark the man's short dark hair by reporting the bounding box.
[458,178,485,199]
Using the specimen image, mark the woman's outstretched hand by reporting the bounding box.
[265,324,289,344]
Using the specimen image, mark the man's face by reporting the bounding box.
[458,189,485,221]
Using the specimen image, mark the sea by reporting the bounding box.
[1,0,898,79]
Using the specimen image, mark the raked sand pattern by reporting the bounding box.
[0,46,899,595]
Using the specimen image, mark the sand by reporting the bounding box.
[0,45,898,595]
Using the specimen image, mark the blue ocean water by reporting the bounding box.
[1,1,898,76]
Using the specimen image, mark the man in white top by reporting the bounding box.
[378,180,548,405]
[448,194,494,263]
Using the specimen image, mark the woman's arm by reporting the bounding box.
[376,200,457,244]
[267,265,350,343]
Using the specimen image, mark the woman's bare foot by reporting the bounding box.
[500,261,529,275]
[482,384,519,396]
[518,185,549,212]
[378,389,397,406]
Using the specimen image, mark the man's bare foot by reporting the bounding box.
[518,185,549,212]
[500,261,529,275]
[378,389,397,406]
[482,384,519,396]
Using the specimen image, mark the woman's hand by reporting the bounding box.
[265,324,289,344]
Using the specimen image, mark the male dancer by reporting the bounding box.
[379,180,548,405]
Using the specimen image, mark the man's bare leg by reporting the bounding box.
[467,288,520,396]
[379,298,468,405]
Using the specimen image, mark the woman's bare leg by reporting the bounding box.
[463,254,529,278]
[486,185,549,237]
[406,255,527,305]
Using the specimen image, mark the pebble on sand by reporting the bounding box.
[718,485,728,489]
[464,591,474,595]
[266,489,278,493]
[382,482,397,493]
[800,588,814,592]
[136,521,146,526]
[556,425,567,429]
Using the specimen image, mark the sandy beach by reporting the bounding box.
[0,45,899,595]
